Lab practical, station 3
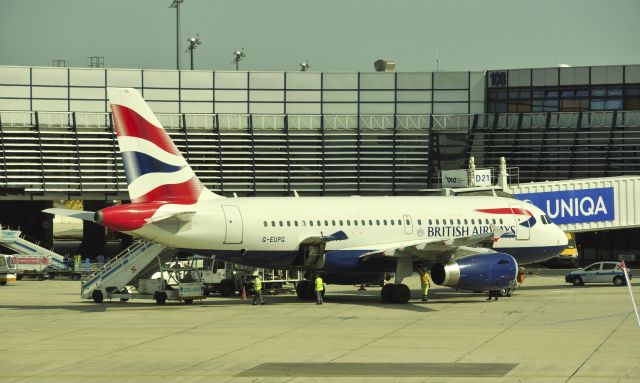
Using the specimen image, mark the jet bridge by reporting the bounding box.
[81,241,176,302]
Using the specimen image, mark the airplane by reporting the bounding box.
[45,88,568,303]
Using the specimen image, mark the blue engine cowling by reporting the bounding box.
[430,252,518,291]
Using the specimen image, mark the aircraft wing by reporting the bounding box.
[353,228,506,263]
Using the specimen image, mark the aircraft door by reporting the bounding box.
[402,214,413,235]
[510,204,530,240]
[221,205,243,244]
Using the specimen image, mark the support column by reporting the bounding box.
[76,200,106,259]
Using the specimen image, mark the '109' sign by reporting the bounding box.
[515,187,615,225]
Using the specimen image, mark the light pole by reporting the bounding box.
[186,35,201,70]
[169,0,184,70]
[232,48,245,71]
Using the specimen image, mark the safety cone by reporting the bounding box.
[241,286,247,301]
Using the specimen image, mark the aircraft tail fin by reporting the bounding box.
[108,88,222,204]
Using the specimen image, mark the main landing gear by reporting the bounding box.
[296,280,325,301]
[380,283,411,303]
[381,257,413,304]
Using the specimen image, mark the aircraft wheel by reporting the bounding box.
[380,284,394,303]
[296,281,314,300]
[498,288,511,297]
[92,290,104,303]
[392,284,411,304]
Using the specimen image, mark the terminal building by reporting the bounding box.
[0,64,639,263]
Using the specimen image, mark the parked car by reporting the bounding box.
[565,261,633,286]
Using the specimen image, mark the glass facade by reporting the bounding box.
[486,65,640,113]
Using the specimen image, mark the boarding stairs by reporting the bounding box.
[81,240,176,299]
[0,227,68,269]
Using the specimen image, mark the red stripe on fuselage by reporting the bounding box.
[111,104,180,155]
[476,208,531,216]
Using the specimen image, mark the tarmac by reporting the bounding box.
[1,273,639,383]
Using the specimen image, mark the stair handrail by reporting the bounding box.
[81,240,148,282]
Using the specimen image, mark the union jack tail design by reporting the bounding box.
[108,88,221,204]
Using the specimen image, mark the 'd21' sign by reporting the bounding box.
[515,187,615,225]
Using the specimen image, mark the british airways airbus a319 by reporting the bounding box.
[46,88,568,303]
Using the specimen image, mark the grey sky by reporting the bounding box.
[1,0,639,72]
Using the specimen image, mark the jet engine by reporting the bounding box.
[430,252,518,291]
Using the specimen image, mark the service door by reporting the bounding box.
[222,205,243,244]
[510,204,530,240]
[403,214,413,235]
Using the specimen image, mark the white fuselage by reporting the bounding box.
[129,195,568,268]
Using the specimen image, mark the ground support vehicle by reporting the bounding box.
[544,232,578,268]
[0,254,17,285]
[565,261,633,286]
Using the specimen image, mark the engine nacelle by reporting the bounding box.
[430,252,518,291]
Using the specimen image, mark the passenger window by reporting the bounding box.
[286,221,291,227]
[339,220,344,225]
[457,219,461,224]
[464,219,468,224]
[417,219,422,225]
[492,219,496,224]
[317,220,321,226]
[347,220,351,226]
[271,221,275,227]
[398,219,402,225]
[361,220,366,226]
[354,220,358,226]
[332,220,336,226]
[435,219,439,225]
[279,221,283,227]
[294,221,299,227]
[499,218,503,224]
[383,220,387,225]
[449,219,453,225]
[390,220,394,226]
[263,221,267,227]
[471,219,475,224]
[376,219,380,225]
[324,220,328,226]
[309,221,314,227]
[302,221,306,227]
[369,220,373,225]
[485,219,490,224]
[428,219,432,225]
[405,219,410,225]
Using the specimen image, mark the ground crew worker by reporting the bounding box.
[314,274,324,305]
[417,267,430,302]
[252,272,264,305]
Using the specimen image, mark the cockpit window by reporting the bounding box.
[497,259,510,265]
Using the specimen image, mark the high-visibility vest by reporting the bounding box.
[315,277,324,291]
[419,271,430,286]
[254,277,262,292]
